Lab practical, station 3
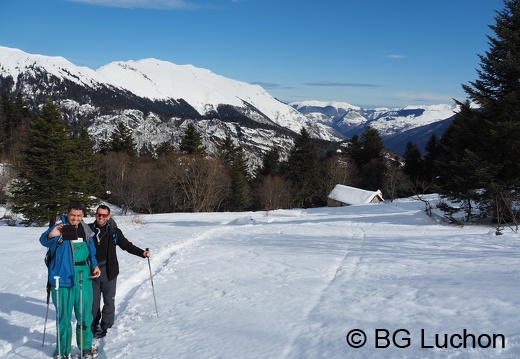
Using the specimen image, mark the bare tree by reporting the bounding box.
[382,162,410,202]
[322,155,359,194]
[100,152,136,213]
[257,175,292,211]
[124,156,160,214]
[166,155,231,212]
[0,162,15,204]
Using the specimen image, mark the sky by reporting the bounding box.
[1,0,506,108]
[1,197,520,358]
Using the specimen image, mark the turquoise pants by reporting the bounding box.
[51,263,94,355]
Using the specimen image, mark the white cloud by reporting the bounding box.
[383,54,407,59]
[394,91,462,104]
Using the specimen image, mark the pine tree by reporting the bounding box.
[220,135,251,211]
[403,142,423,180]
[284,127,322,208]
[422,134,439,180]
[347,126,385,190]
[257,146,280,177]
[156,141,176,157]
[8,100,79,225]
[1,93,32,159]
[180,122,206,155]
[70,126,103,205]
[349,126,384,169]
[435,0,520,222]
[109,122,137,157]
[0,93,8,156]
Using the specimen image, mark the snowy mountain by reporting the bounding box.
[0,46,343,166]
[0,45,456,164]
[291,100,457,154]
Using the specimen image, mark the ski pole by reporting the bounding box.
[54,276,61,357]
[79,270,84,359]
[42,283,51,346]
[146,248,159,317]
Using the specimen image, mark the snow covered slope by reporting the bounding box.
[1,198,519,358]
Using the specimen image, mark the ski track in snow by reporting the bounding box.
[280,222,368,359]
[106,226,236,359]
[105,213,365,359]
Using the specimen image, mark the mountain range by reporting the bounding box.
[0,46,457,166]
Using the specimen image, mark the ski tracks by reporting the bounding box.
[281,222,369,359]
[104,225,235,358]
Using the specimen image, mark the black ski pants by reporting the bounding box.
[92,261,117,331]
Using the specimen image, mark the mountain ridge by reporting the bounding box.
[0,45,456,161]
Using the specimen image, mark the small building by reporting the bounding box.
[327,184,384,207]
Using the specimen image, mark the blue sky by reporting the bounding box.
[2,0,504,108]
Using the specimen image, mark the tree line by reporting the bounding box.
[0,95,401,225]
[2,0,520,231]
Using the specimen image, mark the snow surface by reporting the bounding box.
[1,197,520,358]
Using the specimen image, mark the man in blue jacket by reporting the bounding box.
[41,201,101,359]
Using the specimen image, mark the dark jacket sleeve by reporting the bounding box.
[116,228,146,258]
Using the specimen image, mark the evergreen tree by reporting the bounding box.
[1,93,32,159]
[220,135,251,211]
[109,122,137,157]
[436,1,520,222]
[403,142,424,180]
[156,140,176,157]
[0,93,8,156]
[347,126,385,190]
[349,126,384,169]
[422,134,439,180]
[257,146,280,177]
[435,102,487,215]
[8,100,81,226]
[71,126,103,205]
[180,122,206,155]
[228,146,251,211]
[285,127,322,208]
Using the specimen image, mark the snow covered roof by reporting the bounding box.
[328,184,383,205]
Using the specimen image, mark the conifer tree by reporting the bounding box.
[257,146,280,177]
[347,126,385,190]
[422,134,439,180]
[435,0,520,222]
[1,93,32,159]
[403,142,423,180]
[156,140,176,157]
[109,122,137,157]
[349,126,384,169]
[0,93,8,156]
[8,100,80,225]
[220,134,251,211]
[71,126,103,204]
[180,122,206,155]
[285,127,322,208]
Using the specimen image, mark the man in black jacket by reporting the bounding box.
[89,205,151,338]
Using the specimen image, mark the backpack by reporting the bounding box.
[44,248,52,267]
[44,235,63,268]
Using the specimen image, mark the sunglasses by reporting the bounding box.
[95,213,109,218]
